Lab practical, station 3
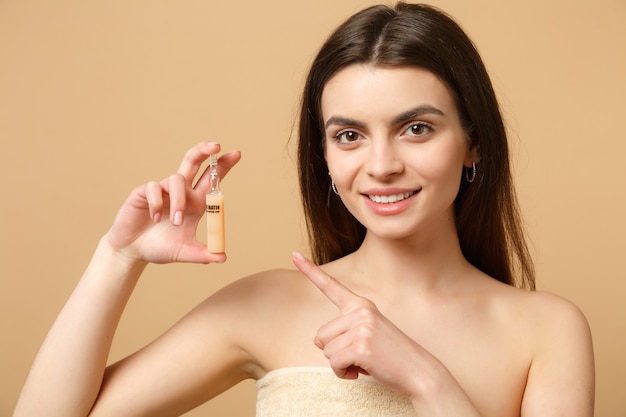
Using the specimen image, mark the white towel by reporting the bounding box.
[256,367,416,416]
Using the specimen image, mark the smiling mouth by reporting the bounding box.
[367,191,417,204]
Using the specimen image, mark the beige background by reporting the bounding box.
[1,0,624,415]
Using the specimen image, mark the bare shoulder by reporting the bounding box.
[202,268,326,374]
[476,274,588,331]
[518,289,594,364]
[505,288,592,340]
[493,286,595,416]
[207,268,311,310]
[530,290,590,323]
[469,276,593,365]
[193,268,313,337]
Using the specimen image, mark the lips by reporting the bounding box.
[367,191,417,204]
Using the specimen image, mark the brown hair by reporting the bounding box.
[297,2,535,290]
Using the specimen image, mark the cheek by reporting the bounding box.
[329,167,356,191]
[326,151,359,182]
[412,144,465,181]
[422,159,463,182]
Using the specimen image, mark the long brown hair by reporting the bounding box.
[298,2,535,290]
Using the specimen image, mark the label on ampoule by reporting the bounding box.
[206,193,225,253]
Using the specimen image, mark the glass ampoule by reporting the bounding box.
[205,154,225,253]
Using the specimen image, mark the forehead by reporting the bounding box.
[321,65,459,122]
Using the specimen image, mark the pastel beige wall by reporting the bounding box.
[1,0,624,416]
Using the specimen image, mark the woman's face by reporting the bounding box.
[321,64,477,240]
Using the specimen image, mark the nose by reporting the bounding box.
[365,139,404,180]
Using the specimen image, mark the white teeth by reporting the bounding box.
[368,191,415,203]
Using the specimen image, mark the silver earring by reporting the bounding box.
[328,172,339,195]
[465,162,476,183]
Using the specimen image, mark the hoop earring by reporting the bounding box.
[328,172,339,195]
[465,162,476,183]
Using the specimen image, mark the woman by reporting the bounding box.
[13,3,594,416]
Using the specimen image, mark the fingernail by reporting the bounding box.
[292,251,305,261]
[153,212,161,223]
[173,211,183,226]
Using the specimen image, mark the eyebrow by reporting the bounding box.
[324,105,445,130]
[324,116,366,130]
[390,105,445,125]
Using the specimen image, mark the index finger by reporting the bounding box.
[292,251,359,314]
[177,142,221,185]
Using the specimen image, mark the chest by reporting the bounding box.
[251,297,530,417]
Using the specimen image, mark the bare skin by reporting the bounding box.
[13,66,594,417]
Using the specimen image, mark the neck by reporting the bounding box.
[338,220,472,295]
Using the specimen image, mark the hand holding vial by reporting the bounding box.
[106,142,240,265]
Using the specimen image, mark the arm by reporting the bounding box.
[520,293,595,416]
[12,240,146,417]
[13,142,243,417]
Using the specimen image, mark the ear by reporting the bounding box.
[464,143,481,168]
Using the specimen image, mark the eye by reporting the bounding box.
[334,130,362,144]
[403,122,433,138]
